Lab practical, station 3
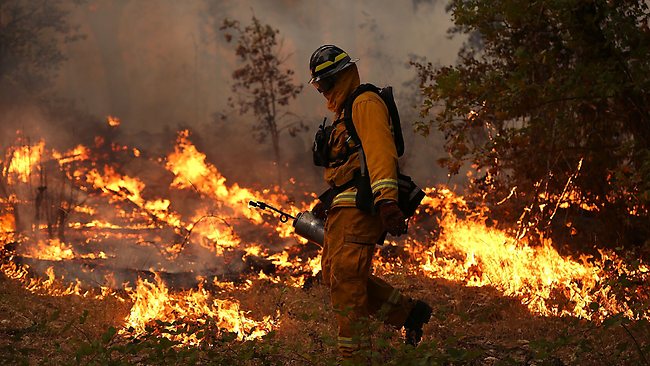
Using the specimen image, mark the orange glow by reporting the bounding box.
[123,275,275,343]
[0,211,15,242]
[107,115,121,127]
[165,130,297,225]
[86,166,183,229]
[52,144,90,165]
[73,205,97,216]
[5,141,44,184]
[22,239,75,261]
[0,128,647,350]
[386,188,648,321]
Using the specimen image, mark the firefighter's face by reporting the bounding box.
[312,74,337,94]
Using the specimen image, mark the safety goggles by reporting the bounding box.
[311,75,337,94]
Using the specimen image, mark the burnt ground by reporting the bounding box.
[0,267,648,366]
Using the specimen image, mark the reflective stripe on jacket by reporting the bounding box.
[322,65,398,210]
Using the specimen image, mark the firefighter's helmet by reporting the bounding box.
[309,45,357,93]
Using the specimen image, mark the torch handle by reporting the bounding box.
[248,200,296,222]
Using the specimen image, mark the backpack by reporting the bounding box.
[313,84,425,218]
[343,84,405,157]
[313,85,405,167]
[340,84,425,217]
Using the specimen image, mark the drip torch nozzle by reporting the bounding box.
[247,200,325,246]
[248,200,296,222]
[248,200,262,209]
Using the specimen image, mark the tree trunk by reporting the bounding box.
[56,207,67,242]
[83,1,129,119]
[271,127,282,188]
[12,203,22,234]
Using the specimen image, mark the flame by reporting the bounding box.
[0,211,15,243]
[243,244,264,258]
[2,263,89,298]
[86,166,183,229]
[165,130,295,224]
[5,140,45,184]
[0,128,647,351]
[20,238,109,261]
[73,204,97,216]
[107,115,121,127]
[306,255,322,276]
[52,144,90,165]
[559,189,599,212]
[22,239,75,261]
[123,275,274,343]
[394,188,648,321]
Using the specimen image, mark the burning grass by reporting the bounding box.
[0,128,648,364]
[123,275,275,344]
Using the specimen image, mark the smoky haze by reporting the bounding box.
[0,0,466,282]
[50,0,464,190]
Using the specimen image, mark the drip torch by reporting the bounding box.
[248,200,324,246]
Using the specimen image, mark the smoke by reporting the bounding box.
[2,0,468,282]
[45,0,464,188]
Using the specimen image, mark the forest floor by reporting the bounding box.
[1,263,648,366]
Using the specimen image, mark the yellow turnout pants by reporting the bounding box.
[321,207,414,360]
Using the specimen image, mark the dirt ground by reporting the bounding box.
[0,266,648,365]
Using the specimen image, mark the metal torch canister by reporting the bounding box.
[292,211,325,246]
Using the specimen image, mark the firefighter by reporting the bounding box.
[308,44,433,361]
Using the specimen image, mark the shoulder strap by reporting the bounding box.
[343,83,380,146]
[378,86,404,157]
[342,83,404,157]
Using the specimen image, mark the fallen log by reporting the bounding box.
[6,251,278,291]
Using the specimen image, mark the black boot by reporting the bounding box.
[403,300,432,346]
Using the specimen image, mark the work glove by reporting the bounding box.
[379,201,407,236]
[311,201,327,221]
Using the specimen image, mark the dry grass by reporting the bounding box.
[0,273,129,365]
[0,267,648,365]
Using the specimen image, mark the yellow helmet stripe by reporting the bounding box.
[314,52,348,72]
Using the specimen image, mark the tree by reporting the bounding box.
[0,0,84,96]
[219,16,305,187]
[0,1,85,242]
[414,0,650,246]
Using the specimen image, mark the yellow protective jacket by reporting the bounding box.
[322,64,399,209]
